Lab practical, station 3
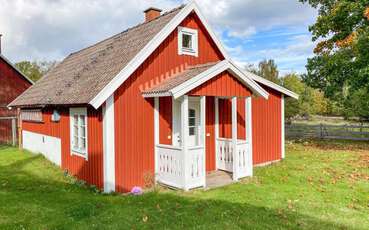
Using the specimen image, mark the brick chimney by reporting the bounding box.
[144,7,162,22]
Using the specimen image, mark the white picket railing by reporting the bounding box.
[216,138,252,178]
[156,144,205,190]
[187,146,205,189]
[216,138,234,172]
[237,140,250,178]
[156,144,184,189]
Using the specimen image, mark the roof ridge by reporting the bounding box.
[69,4,186,57]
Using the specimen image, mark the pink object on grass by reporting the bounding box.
[131,186,143,195]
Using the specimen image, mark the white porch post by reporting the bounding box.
[200,96,206,186]
[281,94,285,159]
[231,97,238,181]
[214,97,219,170]
[103,95,115,193]
[154,97,159,181]
[246,97,253,177]
[181,95,190,190]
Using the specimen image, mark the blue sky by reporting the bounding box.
[0,0,317,75]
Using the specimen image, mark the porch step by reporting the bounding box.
[206,170,234,189]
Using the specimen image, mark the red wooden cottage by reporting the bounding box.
[0,53,33,143]
[9,2,298,193]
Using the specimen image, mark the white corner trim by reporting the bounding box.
[69,107,88,160]
[103,95,116,193]
[154,97,159,179]
[171,60,269,99]
[178,26,198,57]
[281,94,285,159]
[89,1,230,109]
[231,97,238,181]
[245,71,299,99]
[246,97,253,176]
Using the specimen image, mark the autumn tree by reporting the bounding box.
[299,0,369,119]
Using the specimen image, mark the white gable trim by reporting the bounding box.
[170,60,269,99]
[245,72,299,99]
[89,1,230,109]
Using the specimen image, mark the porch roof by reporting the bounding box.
[142,60,269,99]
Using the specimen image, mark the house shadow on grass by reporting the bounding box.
[0,154,354,230]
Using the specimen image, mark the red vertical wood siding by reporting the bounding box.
[0,57,32,117]
[0,57,32,143]
[22,107,104,188]
[252,86,282,165]
[205,96,216,172]
[159,97,172,145]
[189,71,252,97]
[114,12,224,192]
[218,98,246,140]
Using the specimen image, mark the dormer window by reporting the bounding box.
[178,27,198,57]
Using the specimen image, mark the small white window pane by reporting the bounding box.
[189,118,196,127]
[189,109,195,118]
[80,115,85,126]
[189,127,195,136]
[73,136,78,149]
[182,34,192,49]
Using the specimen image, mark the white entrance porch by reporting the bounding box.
[154,95,253,190]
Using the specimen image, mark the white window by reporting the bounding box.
[21,109,43,122]
[188,109,196,136]
[70,108,88,159]
[178,27,198,57]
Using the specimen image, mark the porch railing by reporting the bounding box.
[216,138,251,178]
[156,144,205,190]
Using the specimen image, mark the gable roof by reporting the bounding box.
[143,60,269,99]
[0,54,34,85]
[9,5,185,107]
[10,1,297,108]
[246,72,299,99]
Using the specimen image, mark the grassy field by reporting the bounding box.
[0,141,368,229]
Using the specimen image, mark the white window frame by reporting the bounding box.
[69,107,88,160]
[178,26,198,57]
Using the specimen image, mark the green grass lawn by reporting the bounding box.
[0,141,368,230]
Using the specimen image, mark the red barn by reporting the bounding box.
[10,2,298,193]
[0,54,33,143]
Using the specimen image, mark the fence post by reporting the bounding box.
[11,118,16,146]
[320,123,323,139]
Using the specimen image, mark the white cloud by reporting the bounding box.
[0,0,177,62]
[0,0,317,74]
[196,0,317,39]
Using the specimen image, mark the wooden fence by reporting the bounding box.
[286,123,369,141]
[0,117,17,146]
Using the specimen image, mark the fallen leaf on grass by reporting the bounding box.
[142,215,148,222]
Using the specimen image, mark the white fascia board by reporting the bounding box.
[171,60,269,99]
[89,0,230,109]
[171,60,229,98]
[227,60,269,99]
[246,71,299,99]
[170,60,269,99]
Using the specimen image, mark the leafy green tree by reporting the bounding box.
[15,61,57,82]
[299,0,369,119]
[282,73,330,120]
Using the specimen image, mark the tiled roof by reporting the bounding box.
[10,6,184,107]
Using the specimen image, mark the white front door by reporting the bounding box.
[188,99,200,147]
